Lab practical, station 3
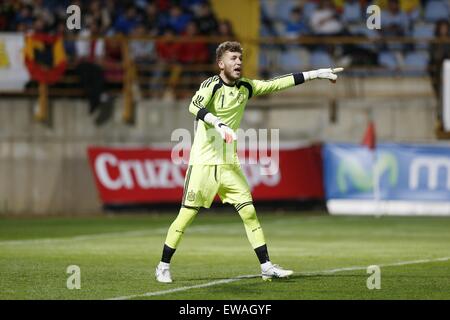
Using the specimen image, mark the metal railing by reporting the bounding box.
[3,35,449,128]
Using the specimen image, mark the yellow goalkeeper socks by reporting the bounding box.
[236,203,266,249]
[164,206,199,250]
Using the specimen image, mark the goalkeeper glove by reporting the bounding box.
[303,67,344,83]
[203,112,236,144]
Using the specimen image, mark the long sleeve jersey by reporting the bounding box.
[187,73,305,165]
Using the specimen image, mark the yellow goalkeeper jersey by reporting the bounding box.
[188,73,304,165]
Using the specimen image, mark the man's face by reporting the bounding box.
[218,51,242,81]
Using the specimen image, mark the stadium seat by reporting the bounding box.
[261,0,278,21]
[274,0,297,23]
[404,51,430,74]
[412,22,435,50]
[424,0,450,22]
[408,8,421,22]
[278,48,309,73]
[347,23,379,52]
[310,50,334,69]
[342,1,362,24]
[378,51,399,70]
[302,1,318,24]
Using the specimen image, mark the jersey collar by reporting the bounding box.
[219,75,236,87]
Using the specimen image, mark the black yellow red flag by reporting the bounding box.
[24,33,67,84]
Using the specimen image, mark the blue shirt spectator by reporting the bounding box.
[381,0,410,36]
[114,6,140,34]
[284,7,309,38]
[14,5,34,30]
[166,5,192,34]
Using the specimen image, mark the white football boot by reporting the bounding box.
[155,262,172,283]
[261,262,294,281]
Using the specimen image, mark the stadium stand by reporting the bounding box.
[0,0,449,104]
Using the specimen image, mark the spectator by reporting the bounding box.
[156,27,182,63]
[381,0,410,36]
[130,24,157,63]
[14,4,34,31]
[178,22,209,65]
[166,4,191,34]
[178,21,210,92]
[114,5,139,35]
[130,23,158,91]
[142,2,164,36]
[193,1,218,36]
[85,0,112,35]
[310,0,344,36]
[0,0,16,31]
[180,0,207,12]
[429,19,450,101]
[217,19,236,39]
[284,6,309,39]
[155,27,183,98]
[380,0,410,52]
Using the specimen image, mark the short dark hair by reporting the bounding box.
[216,41,243,62]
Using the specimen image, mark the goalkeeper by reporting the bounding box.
[156,41,343,283]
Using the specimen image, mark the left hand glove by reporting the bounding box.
[303,67,344,83]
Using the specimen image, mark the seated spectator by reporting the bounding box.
[178,22,209,65]
[213,19,237,58]
[429,19,450,101]
[193,1,218,36]
[284,6,309,39]
[156,27,182,64]
[166,4,192,34]
[381,0,410,36]
[142,2,165,36]
[380,0,410,51]
[130,24,157,64]
[180,0,207,12]
[155,28,183,98]
[85,0,112,35]
[114,5,139,35]
[178,21,210,92]
[130,23,158,91]
[217,19,236,39]
[310,0,344,36]
[14,4,34,31]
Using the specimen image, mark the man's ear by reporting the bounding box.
[217,60,224,69]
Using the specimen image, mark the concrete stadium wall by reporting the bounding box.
[0,76,440,215]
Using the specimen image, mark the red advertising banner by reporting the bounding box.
[87,145,324,205]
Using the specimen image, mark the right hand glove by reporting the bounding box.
[303,67,344,83]
[213,119,237,144]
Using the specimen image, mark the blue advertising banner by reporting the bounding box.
[323,143,450,215]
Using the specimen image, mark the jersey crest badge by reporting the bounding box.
[237,92,245,103]
[187,190,196,202]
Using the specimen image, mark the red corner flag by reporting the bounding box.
[362,120,376,150]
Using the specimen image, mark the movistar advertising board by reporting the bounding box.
[323,143,450,215]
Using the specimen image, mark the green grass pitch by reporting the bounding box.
[0,211,449,300]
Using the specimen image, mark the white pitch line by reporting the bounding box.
[107,256,450,300]
[107,274,259,300]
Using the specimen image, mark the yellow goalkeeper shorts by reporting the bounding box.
[181,164,253,208]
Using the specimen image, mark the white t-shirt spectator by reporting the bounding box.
[310,8,343,35]
[75,29,105,60]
